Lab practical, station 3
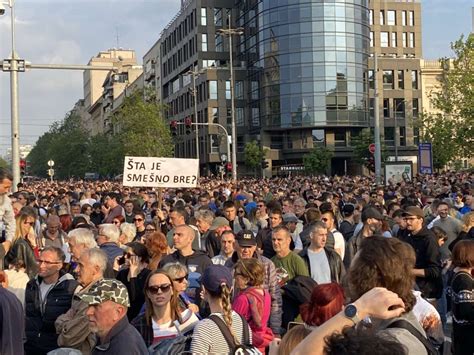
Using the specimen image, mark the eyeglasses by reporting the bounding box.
[173,274,188,283]
[238,210,245,214]
[257,204,265,208]
[23,220,35,226]
[38,259,62,265]
[145,227,156,232]
[133,218,144,222]
[147,284,172,294]
[124,252,136,258]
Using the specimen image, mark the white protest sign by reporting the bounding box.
[123,156,199,188]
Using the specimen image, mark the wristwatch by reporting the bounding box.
[344,304,360,325]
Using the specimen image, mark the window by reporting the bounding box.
[252,107,260,126]
[399,127,406,146]
[211,107,218,123]
[397,70,404,89]
[387,10,396,25]
[368,70,375,89]
[370,32,374,47]
[369,98,375,118]
[210,134,219,153]
[214,8,222,26]
[411,70,418,89]
[236,107,244,126]
[409,33,415,48]
[394,98,405,118]
[402,11,407,26]
[200,8,207,26]
[384,127,395,146]
[383,70,394,89]
[402,32,407,48]
[380,10,385,25]
[225,81,231,99]
[381,32,389,47]
[215,34,223,52]
[226,108,232,126]
[251,81,259,100]
[334,130,346,147]
[202,34,208,51]
[409,11,414,26]
[369,10,374,25]
[413,127,420,145]
[235,81,243,99]
[412,98,419,117]
[391,32,397,47]
[312,129,325,146]
[209,80,217,99]
[383,98,390,118]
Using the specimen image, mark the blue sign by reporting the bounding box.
[418,143,433,174]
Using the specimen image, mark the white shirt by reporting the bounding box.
[332,229,345,261]
[307,248,331,284]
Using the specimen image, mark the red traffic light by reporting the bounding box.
[226,162,232,172]
[19,159,26,168]
[184,117,192,126]
[170,120,178,128]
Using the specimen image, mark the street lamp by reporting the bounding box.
[186,66,205,164]
[217,15,243,182]
[373,54,382,185]
[1,0,21,191]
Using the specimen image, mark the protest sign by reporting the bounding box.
[123,156,199,188]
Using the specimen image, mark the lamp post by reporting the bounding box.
[373,54,382,185]
[217,15,243,182]
[187,66,205,164]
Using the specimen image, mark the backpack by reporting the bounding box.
[209,314,262,355]
[148,334,193,355]
[386,319,440,355]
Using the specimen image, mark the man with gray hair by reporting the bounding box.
[68,228,97,262]
[56,248,108,354]
[97,224,123,264]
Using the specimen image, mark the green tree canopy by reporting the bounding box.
[303,147,333,175]
[244,141,267,175]
[351,128,386,171]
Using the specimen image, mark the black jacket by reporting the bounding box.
[299,247,345,284]
[5,238,38,279]
[159,249,212,276]
[116,268,151,321]
[400,227,443,299]
[25,271,79,355]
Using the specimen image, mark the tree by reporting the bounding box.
[244,141,267,176]
[87,133,123,177]
[112,90,173,161]
[423,34,474,161]
[0,157,8,170]
[303,147,333,175]
[351,128,386,172]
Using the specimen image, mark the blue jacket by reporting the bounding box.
[99,242,123,265]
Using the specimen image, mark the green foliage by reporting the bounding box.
[0,157,8,170]
[111,90,173,158]
[426,34,474,160]
[418,112,459,170]
[303,147,333,175]
[351,128,386,170]
[244,141,267,176]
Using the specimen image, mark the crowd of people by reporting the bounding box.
[0,167,473,355]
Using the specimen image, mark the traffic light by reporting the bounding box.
[19,159,26,176]
[261,159,269,169]
[367,156,375,172]
[170,120,178,136]
[185,117,192,135]
[226,162,232,172]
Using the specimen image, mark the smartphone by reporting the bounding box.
[117,256,126,265]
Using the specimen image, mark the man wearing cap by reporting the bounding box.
[344,206,383,268]
[79,279,147,355]
[400,206,442,301]
[225,229,283,336]
[283,213,303,253]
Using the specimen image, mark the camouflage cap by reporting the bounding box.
[78,279,130,308]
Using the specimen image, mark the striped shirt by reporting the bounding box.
[190,311,253,354]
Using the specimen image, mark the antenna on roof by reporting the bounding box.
[115,26,120,49]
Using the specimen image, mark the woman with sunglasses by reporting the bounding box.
[112,215,125,228]
[131,270,199,347]
[116,242,151,320]
[162,262,200,314]
[5,208,39,278]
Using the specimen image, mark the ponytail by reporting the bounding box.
[220,283,240,345]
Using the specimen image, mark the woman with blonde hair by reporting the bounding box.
[5,208,38,278]
[190,265,253,354]
[449,211,474,252]
[131,269,198,347]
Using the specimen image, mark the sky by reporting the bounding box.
[0,0,472,157]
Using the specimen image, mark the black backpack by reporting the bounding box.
[209,314,262,354]
[148,333,193,355]
[386,319,440,355]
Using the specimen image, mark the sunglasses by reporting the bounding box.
[145,227,156,232]
[173,274,188,283]
[133,218,144,222]
[238,210,245,214]
[147,284,172,294]
[123,252,136,258]
[23,221,35,226]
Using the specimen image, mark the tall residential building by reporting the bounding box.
[368,0,422,166]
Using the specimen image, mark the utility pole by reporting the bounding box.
[373,55,382,185]
[218,15,243,182]
[187,66,205,165]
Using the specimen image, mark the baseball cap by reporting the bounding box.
[361,207,383,222]
[201,265,233,293]
[402,206,424,219]
[236,229,256,247]
[235,194,246,201]
[78,279,130,308]
[283,213,299,223]
[209,216,229,231]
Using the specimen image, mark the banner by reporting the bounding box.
[418,143,433,174]
[123,156,199,188]
[384,162,413,185]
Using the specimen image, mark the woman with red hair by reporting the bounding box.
[300,282,345,326]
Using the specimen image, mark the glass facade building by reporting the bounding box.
[236,0,370,172]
